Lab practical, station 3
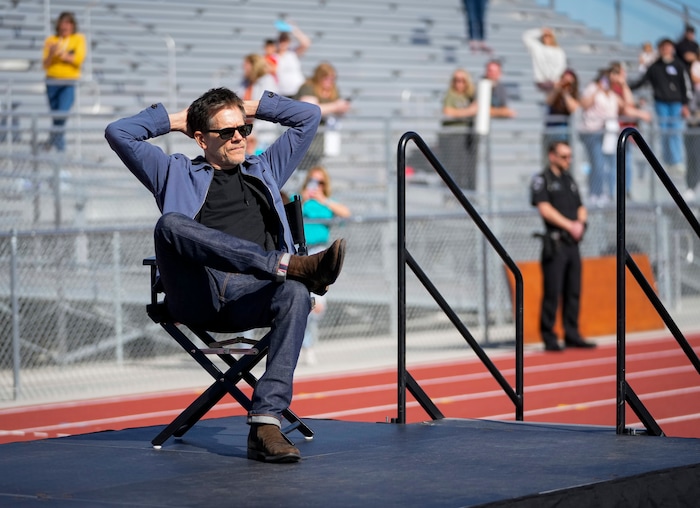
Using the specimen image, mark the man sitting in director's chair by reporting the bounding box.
[105,88,346,463]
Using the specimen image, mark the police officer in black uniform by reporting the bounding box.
[530,141,597,351]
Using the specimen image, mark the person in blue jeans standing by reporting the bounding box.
[105,88,346,463]
[630,38,691,174]
[579,69,623,205]
[42,12,86,152]
[462,0,491,54]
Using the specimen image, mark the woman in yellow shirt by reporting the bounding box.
[42,12,86,152]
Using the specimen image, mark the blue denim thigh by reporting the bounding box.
[153,213,284,329]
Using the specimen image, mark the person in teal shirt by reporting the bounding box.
[299,166,351,364]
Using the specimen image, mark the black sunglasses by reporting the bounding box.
[204,124,253,140]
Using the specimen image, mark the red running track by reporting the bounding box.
[1,334,698,444]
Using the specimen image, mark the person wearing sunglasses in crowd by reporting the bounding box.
[105,88,347,463]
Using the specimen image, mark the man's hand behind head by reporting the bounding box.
[169,108,192,138]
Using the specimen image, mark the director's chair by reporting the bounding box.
[144,196,314,448]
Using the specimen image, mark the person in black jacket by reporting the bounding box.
[530,141,596,351]
[676,25,699,72]
[630,38,692,174]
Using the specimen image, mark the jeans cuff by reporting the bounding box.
[275,253,291,282]
[247,414,282,427]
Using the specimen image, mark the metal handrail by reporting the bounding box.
[616,127,700,436]
[395,131,524,424]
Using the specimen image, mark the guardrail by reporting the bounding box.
[616,127,700,436]
[395,130,524,424]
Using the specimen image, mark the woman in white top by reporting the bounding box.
[275,23,311,97]
[579,69,625,204]
[523,27,567,92]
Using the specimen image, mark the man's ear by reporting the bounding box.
[193,131,207,150]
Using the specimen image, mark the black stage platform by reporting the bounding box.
[1,417,698,507]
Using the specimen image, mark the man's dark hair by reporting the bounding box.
[187,87,245,135]
[548,140,569,154]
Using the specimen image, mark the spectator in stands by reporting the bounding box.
[689,48,700,99]
[442,68,478,122]
[241,53,278,102]
[275,21,311,97]
[530,140,595,351]
[609,62,651,199]
[462,0,491,54]
[441,68,479,189]
[683,48,700,200]
[579,68,625,206]
[482,59,516,118]
[105,88,346,463]
[42,11,86,152]
[296,62,351,117]
[522,27,567,93]
[610,63,651,126]
[676,25,699,73]
[685,113,700,201]
[295,62,352,172]
[543,68,580,156]
[638,41,657,73]
[263,38,278,80]
[299,166,351,365]
[240,53,278,155]
[629,38,691,176]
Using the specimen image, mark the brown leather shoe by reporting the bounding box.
[288,238,346,295]
[247,424,301,463]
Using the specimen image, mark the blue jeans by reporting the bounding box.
[580,132,615,199]
[463,0,488,41]
[654,101,684,165]
[46,81,75,151]
[154,212,311,427]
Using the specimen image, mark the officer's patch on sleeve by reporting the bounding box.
[531,175,545,192]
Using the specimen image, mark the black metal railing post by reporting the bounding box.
[616,127,700,436]
[395,131,524,424]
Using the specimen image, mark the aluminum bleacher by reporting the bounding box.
[0,0,643,210]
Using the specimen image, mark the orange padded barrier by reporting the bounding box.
[506,254,665,344]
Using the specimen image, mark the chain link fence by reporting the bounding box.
[2,201,699,403]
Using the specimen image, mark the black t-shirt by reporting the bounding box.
[530,167,582,234]
[196,166,274,249]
